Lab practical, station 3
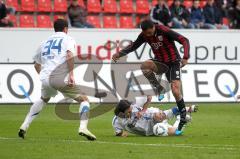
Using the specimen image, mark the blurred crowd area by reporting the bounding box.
[0,0,239,29]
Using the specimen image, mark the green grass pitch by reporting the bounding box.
[0,103,239,159]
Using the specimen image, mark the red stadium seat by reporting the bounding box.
[183,0,193,8]
[223,18,229,26]
[168,0,174,7]
[103,16,117,28]
[21,0,36,12]
[37,15,52,28]
[78,0,85,8]
[19,14,35,27]
[6,0,20,11]
[87,16,101,28]
[120,0,134,13]
[200,0,207,8]
[87,0,101,13]
[103,0,118,13]
[8,14,17,27]
[120,16,134,28]
[136,0,149,14]
[38,0,52,12]
[54,0,67,12]
[152,0,157,6]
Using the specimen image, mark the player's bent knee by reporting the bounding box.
[168,127,177,136]
[74,95,89,103]
[141,60,155,70]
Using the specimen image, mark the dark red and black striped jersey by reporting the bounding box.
[119,25,190,63]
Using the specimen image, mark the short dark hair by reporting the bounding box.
[114,100,131,116]
[54,19,68,32]
[140,20,154,31]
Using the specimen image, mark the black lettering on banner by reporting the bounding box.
[194,70,209,97]
[93,70,117,99]
[195,46,208,63]
[225,46,238,61]
[7,69,34,98]
[215,70,239,97]
[213,46,221,60]
[134,43,147,60]
[125,72,144,98]
[148,48,155,59]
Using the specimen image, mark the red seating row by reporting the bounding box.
[6,0,69,12]
[8,14,136,28]
[6,0,208,13]
[87,15,135,28]
[87,16,135,28]
[8,14,67,27]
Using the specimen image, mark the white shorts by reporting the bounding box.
[41,79,58,98]
[41,78,85,100]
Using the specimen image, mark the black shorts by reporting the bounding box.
[151,59,181,82]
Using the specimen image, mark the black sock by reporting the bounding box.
[176,98,187,131]
[176,98,185,112]
[143,71,162,94]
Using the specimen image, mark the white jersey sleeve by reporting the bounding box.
[66,37,76,54]
[33,43,43,64]
[112,116,124,134]
[135,96,148,108]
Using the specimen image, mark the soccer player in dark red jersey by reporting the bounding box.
[112,20,190,132]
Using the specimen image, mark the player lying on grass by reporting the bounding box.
[112,96,197,137]
[18,19,96,140]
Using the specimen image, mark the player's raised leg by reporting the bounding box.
[141,60,165,101]
[18,97,50,139]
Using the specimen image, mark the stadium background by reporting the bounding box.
[0,1,240,159]
[0,28,239,103]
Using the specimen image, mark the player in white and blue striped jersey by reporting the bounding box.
[112,96,197,137]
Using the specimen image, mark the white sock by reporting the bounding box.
[79,101,90,131]
[20,99,46,131]
[173,115,181,129]
[186,106,190,112]
[163,109,174,119]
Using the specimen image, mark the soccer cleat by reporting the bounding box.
[18,129,26,139]
[178,107,187,131]
[188,105,198,113]
[175,130,183,136]
[185,114,192,123]
[158,94,165,101]
[79,129,96,141]
[155,85,165,101]
[192,105,198,112]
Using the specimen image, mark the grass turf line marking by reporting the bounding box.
[0,136,239,151]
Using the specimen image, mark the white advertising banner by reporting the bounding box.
[0,28,240,64]
[0,29,239,103]
[0,64,239,103]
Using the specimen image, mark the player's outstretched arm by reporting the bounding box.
[34,62,41,74]
[112,34,145,62]
[66,50,75,87]
[142,95,152,111]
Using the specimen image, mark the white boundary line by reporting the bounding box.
[0,136,239,151]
